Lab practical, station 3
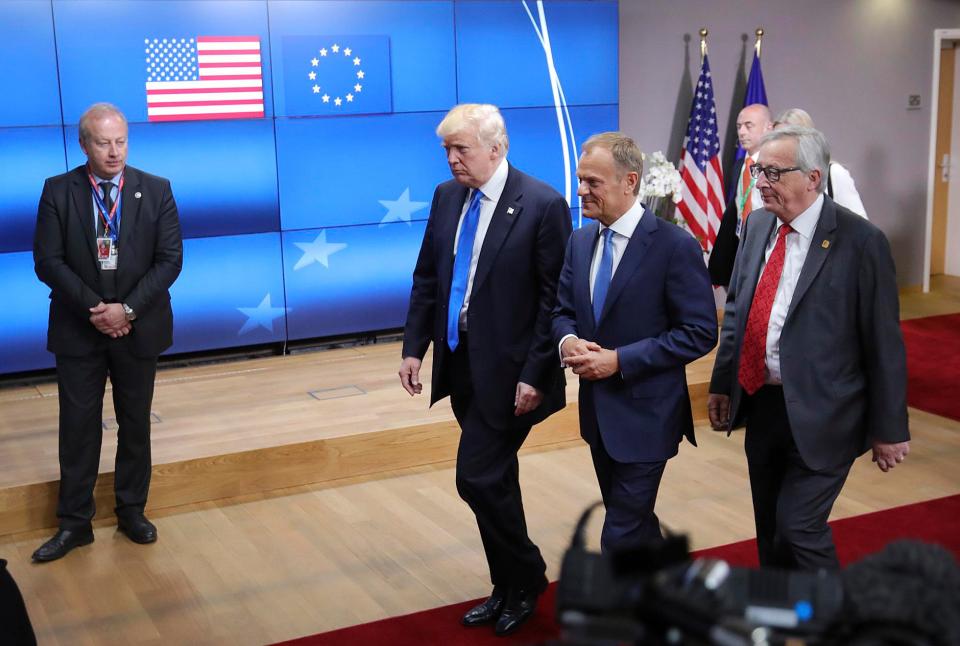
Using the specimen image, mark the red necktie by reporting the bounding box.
[740,159,754,221]
[738,223,793,395]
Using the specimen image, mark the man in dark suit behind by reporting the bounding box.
[399,104,571,636]
[32,103,183,562]
[552,132,717,552]
[708,126,910,570]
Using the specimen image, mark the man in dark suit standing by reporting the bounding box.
[708,126,910,570]
[32,103,183,562]
[399,104,571,636]
[552,132,717,552]
[709,104,773,287]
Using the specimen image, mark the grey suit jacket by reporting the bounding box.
[709,196,909,470]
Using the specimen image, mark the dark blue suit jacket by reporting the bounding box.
[403,163,572,430]
[552,208,718,462]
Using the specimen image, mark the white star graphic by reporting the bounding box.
[354,83,362,92]
[344,47,352,56]
[293,230,347,270]
[308,71,316,80]
[237,294,288,335]
[334,97,342,106]
[331,43,340,53]
[378,188,429,227]
[322,94,330,103]
[312,84,320,93]
[356,70,365,79]
[353,57,361,66]
[320,48,328,57]
[311,57,319,66]
[346,93,354,102]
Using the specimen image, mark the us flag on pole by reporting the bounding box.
[145,36,264,122]
[676,54,724,253]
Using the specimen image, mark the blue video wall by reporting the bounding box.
[0,0,618,375]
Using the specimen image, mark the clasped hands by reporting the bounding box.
[89,302,130,338]
[560,337,619,381]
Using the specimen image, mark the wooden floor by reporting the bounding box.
[0,275,958,645]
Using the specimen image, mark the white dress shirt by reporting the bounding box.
[453,157,508,329]
[762,193,824,383]
[91,171,123,236]
[558,197,645,356]
[828,162,868,219]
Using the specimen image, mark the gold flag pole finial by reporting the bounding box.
[699,28,708,61]
[755,27,764,58]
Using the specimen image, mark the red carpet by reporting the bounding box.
[274,494,960,646]
[901,313,960,421]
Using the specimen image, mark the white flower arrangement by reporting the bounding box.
[639,151,683,205]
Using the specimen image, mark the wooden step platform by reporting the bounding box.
[0,341,715,537]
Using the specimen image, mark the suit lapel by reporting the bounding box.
[785,196,837,322]
[470,165,521,296]
[118,167,142,260]
[737,211,777,314]
[575,224,599,333]
[70,167,98,270]
[597,207,655,324]
[436,183,469,298]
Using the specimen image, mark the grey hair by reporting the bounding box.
[774,108,815,129]
[581,131,644,195]
[759,125,831,193]
[436,104,509,154]
[79,103,127,143]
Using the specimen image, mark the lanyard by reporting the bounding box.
[737,174,757,217]
[88,171,124,241]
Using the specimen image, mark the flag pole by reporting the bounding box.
[755,27,764,58]
[699,28,708,62]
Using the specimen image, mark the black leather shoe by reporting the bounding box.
[117,515,157,544]
[461,586,507,626]
[494,577,547,636]
[31,528,94,562]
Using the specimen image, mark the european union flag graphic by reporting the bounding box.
[282,36,392,116]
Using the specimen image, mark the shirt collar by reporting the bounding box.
[602,197,645,239]
[90,169,124,186]
[476,157,508,204]
[779,193,824,240]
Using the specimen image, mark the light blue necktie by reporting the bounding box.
[593,228,614,322]
[447,189,484,351]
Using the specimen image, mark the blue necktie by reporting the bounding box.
[447,189,484,351]
[593,228,614,322]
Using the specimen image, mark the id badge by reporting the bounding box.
[97,237,117,270]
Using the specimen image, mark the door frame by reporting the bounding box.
[924,28,960,292]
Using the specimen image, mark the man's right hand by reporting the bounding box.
[708,393,731,431]
[560,337,601,361]
[399,357,423,396]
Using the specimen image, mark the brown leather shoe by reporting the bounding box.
[31,528,94,562]
[461,586,507,626]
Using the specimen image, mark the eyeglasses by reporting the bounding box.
[749,164,802,183]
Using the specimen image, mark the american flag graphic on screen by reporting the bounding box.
[145,36,264,122]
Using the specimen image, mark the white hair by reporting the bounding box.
[436,104,508,154]
[759,125,831,193]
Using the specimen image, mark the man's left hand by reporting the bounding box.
[514,382,543,416]
[872,440,910,472]
[563,348,619,380]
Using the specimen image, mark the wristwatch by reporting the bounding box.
[122,303,137,321]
